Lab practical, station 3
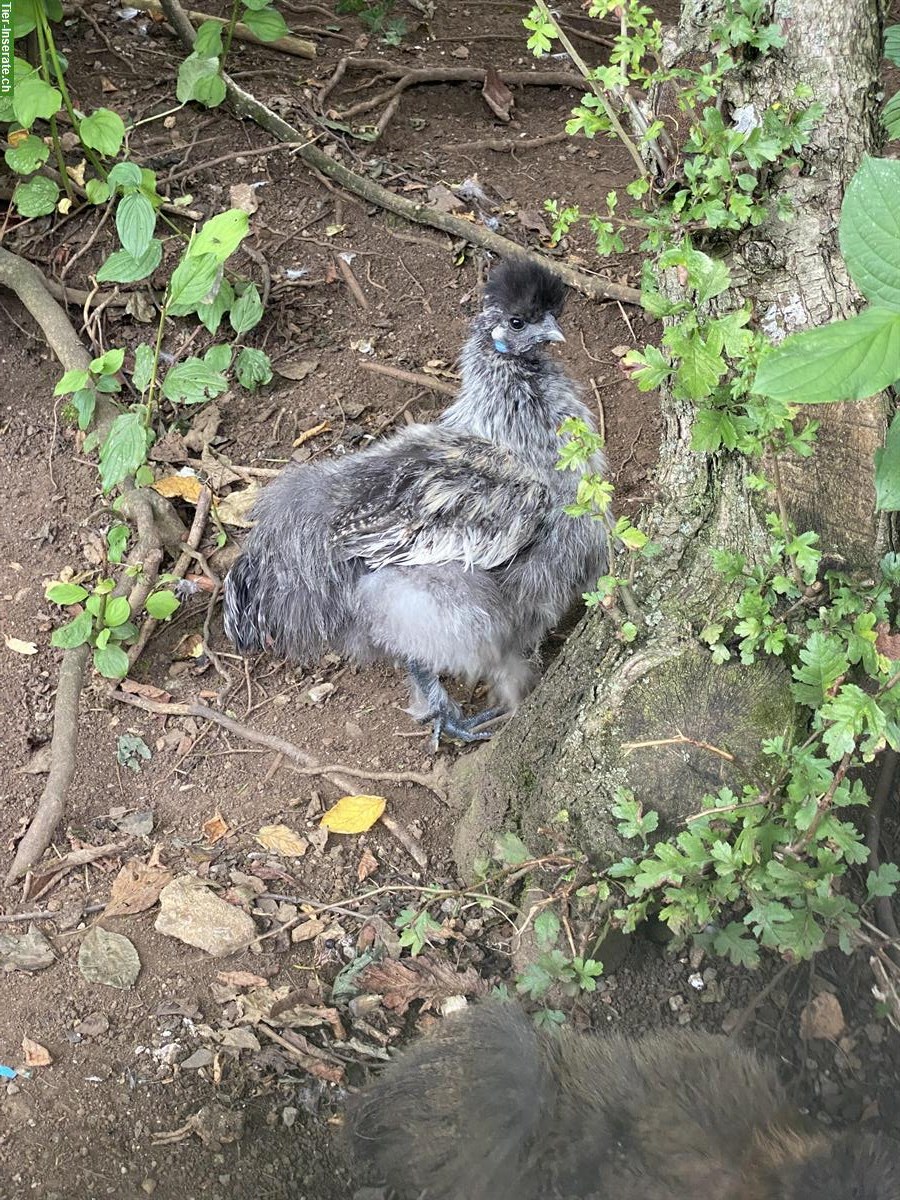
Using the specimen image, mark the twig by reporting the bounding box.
[370,390,427,439]
[109,690,448,800]
[161,138,315,188]
[335,254,368,309]
[439,132,568,154]
[379,813,427,870]
[359,360,456,397]
[135,0,316,57]
[621,731,735,764]
[26,841,131,902]
[725,962,795,1038]
[0,902,105,925]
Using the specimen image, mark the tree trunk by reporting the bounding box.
[450,0,887,876]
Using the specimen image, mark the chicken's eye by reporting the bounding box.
[509,317,525,331]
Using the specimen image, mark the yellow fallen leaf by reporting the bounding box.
[320,794,386,835]
[255,823,309,857]
[292,420,331,448]
[5,636,38,655]
[152,473,203,503]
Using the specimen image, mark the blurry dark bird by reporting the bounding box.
[348,1001,900,1200]
[223,257,608,747]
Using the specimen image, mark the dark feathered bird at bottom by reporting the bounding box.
[223,257,608,747]
[347,1002,900,1200]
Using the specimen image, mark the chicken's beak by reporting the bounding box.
[542,315,566,343]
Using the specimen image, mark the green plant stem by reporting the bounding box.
[36,4,106,181]
[145,302,169,423]
[220,0,242,76]
[48,114,73,202]
[534,0,647,180]
[769,451,804,586]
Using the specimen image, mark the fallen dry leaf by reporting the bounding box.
[104,858,173,918]
[215,483,261,529]
[7,127,28,148]
[77,926,141,989]
[152,473,203,503]
[800,991,845,1041]
[101,76,118,93]
[22,1036,52,1068]
[216,970,269,989]
[202,811,231,844]
[320,794,386,834]
[426,184,466,214]
[357,847,379,882]
[275,359,319,382]
[5,636,38,655]
[255,824,309,857]
[876,622,900,660]
[292,420,331,448]
[120,678,172,703]
[482,65,514,121]
[356,956,486,1015]
[291,917,328,943]
[449,43,469,58]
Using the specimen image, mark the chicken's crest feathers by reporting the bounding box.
[484,258,566,321]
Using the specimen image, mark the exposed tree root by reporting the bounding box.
[154,0,641,307]
[136,0,316,58]
[110,690,450,802]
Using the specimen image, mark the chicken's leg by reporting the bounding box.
[407,662,506,751]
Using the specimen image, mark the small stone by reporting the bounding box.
[800,991,845,1041]
[282,1106,298,1128]
[688,973,705,991]
[181,1048,215,1070]
[155,876,256,957]
[141,1180,157,1195]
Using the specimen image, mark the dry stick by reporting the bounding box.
[439,132,568,154]
[152,2,640,307]
[335,254,368,309]
[135,0,316,57]
[359,360,457,397]
[26,841,131,902]
[109,690,448,800]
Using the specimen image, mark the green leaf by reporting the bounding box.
[875,410,900,511]
[752,308,900,402]
[867,861,900,899]
[194,18,224,55]
[204,344,232,372]
[229,283,263,333]
[72,389,97,430]
[4,134,50,175]
[713,921,760,968]
[236,346,273,391]
[13,76,62,127]
[116,191,156,260]
[167,253,222,314]
[534,909,561,949]
[46,582,89,605]
[145,590,180,620]
[883,91,900,141]
[104,596,131,628]
[99,411,153,492]
[14,175,59,218]
[241,5,289,40]
[132,344,155,393]
[50,610,94,649]
[96,239,162,284]
[93,643,130,679]
[117,733,151,771]
[108,161,143,191]
[664,325,727,400]
[839,156,900,309]
[492,831,532,867]
[79,108,126,156]
[791,631,848,707]
[85,178,111,205]
[177,53,227,107]
[886,25,900,67]
[190,210,250,263]
[160,358,228,405]
[91,348,125,376]
[54,369,90,396]
[197,278,234,333]
[107,524,129,564]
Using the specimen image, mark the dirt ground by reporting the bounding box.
[1,2,899,1198]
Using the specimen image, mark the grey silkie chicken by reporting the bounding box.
[223,258,608,747]
[348,1001,900,1200]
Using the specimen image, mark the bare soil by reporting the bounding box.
[0,2,898,1198]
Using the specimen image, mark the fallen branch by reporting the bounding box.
[359,360,456,397]
[110,690,449,800]
[135,0,316,57]
[439,132,568,154]
[335,254,368,309]
[152,0,641,307]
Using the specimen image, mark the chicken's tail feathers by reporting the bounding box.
[222,553,268,653]
[347,1002,554,1200]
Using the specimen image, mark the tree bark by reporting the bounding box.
[450,0,888,876]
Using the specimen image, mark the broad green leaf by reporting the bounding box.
[752,308,900,402]
[160,358,228,405]
[190,210,250,263]
[80,108,126,156]
[91,348,125,376]
[194,18,224,54]
[54,369,90,396]
[104,596,131,628]
[886,24,900,67]
[46,582,89,605]
[108,162,143,191]
[867,862,900,899]
[839,156,900,309]
[713,921,760,968]
[50,610,94,649]
[883,91,900,141]
[875,410,900,511]
[72,389,97,430]
[93,643,130,679]
[4,134,50,175]
[96,239,162,284]
[492,831,532,866]
[85,178,111,205]
[204,344,232,372]
[534,910,561,949]
[14,175,59,218]
[116,191,156,260]
[197,278,234,333]
[241,5,288,40]
[791,631,848,707]
[167,254,222,314]
[13,76,62,127]
[236,347,272,391]
[229,283,263,333]
[107,524,129,564]
[176,54,227,108]
[99,411,153,492]
[132,344,155,393]
[145,590,180,620]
